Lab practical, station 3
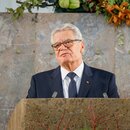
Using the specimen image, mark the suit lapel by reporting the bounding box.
[50,64,93,98]
[77,64,93,97]
[50,66,64,98]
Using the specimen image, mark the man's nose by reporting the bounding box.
[58,44,67,50]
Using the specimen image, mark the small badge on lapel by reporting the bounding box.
[86,81,90,84]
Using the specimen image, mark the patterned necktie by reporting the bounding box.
[67,72,77,97]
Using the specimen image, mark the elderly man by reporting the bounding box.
[27,23,119,98]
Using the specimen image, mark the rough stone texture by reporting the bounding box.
[0,13,130,130]
[0,109,11,130]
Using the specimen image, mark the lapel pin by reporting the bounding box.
[86,81,90,84]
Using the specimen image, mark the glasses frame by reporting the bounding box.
[51,39,82,50]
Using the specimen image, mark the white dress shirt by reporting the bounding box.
[60,62,84,98]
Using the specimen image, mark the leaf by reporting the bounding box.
[118,12,125,19]
[120,2,129,8]
[128,4,130,9]
[108,0,116,5]
[96,10,101,15]
[27,6,33,13]
[25,2,31,9]
[126,19,130,25]
[96,5,100,10]
[106,5,114,13]
[14,12,21,20]
[22,2,29,8]
[89,2,95,9]
[7,8,15,13]
[113,15,118,22]
[16,7,24,14]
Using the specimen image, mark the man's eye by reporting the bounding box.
[65,40,72,44]
[68,41,72,43]
[55,44,61,48]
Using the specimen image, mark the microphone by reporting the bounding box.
[103,92,108,98]
[52,91,58,98]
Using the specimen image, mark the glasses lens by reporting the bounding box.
[63,40,73,47]
[52,39,82,50]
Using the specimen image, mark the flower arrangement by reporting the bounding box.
[7,0,130,26]
[101,1,130,26]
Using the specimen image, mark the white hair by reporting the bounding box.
[51,23,83,44]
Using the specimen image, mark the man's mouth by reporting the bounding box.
[60,53,70,57]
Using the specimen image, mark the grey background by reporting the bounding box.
[0,13,130,130]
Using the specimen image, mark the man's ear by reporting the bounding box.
[80,41,85,54]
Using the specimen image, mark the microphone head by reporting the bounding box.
[103,92,108,98]
[52,91,58,98]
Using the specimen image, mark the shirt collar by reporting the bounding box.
[60,61,84,80]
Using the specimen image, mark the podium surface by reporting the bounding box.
[7,99,130,130]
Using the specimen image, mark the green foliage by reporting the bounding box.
[108,0,130,5]
[7,0,43,19]
[81,0,98,12]
[108,0,116,5]
[7,0,130,27]
[89,2,95,8]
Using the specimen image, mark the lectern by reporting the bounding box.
[7,99,130,130]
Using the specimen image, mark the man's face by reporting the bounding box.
[52,30,85,66]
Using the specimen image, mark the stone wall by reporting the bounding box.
[0,13,130,130]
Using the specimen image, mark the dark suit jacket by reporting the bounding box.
[27,63,119,98]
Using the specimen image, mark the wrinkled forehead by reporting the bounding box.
[53,29,76,43]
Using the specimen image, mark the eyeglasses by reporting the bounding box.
[51,39,82,50]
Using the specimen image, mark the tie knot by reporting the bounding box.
[67,72,76,80]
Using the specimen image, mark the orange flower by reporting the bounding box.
[126,13,130,25]
[108,15,121,26]
[118,12,125,19]
[104,1,130,26]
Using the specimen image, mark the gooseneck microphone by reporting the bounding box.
[52,91,58,98]
[103,92,108,98]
